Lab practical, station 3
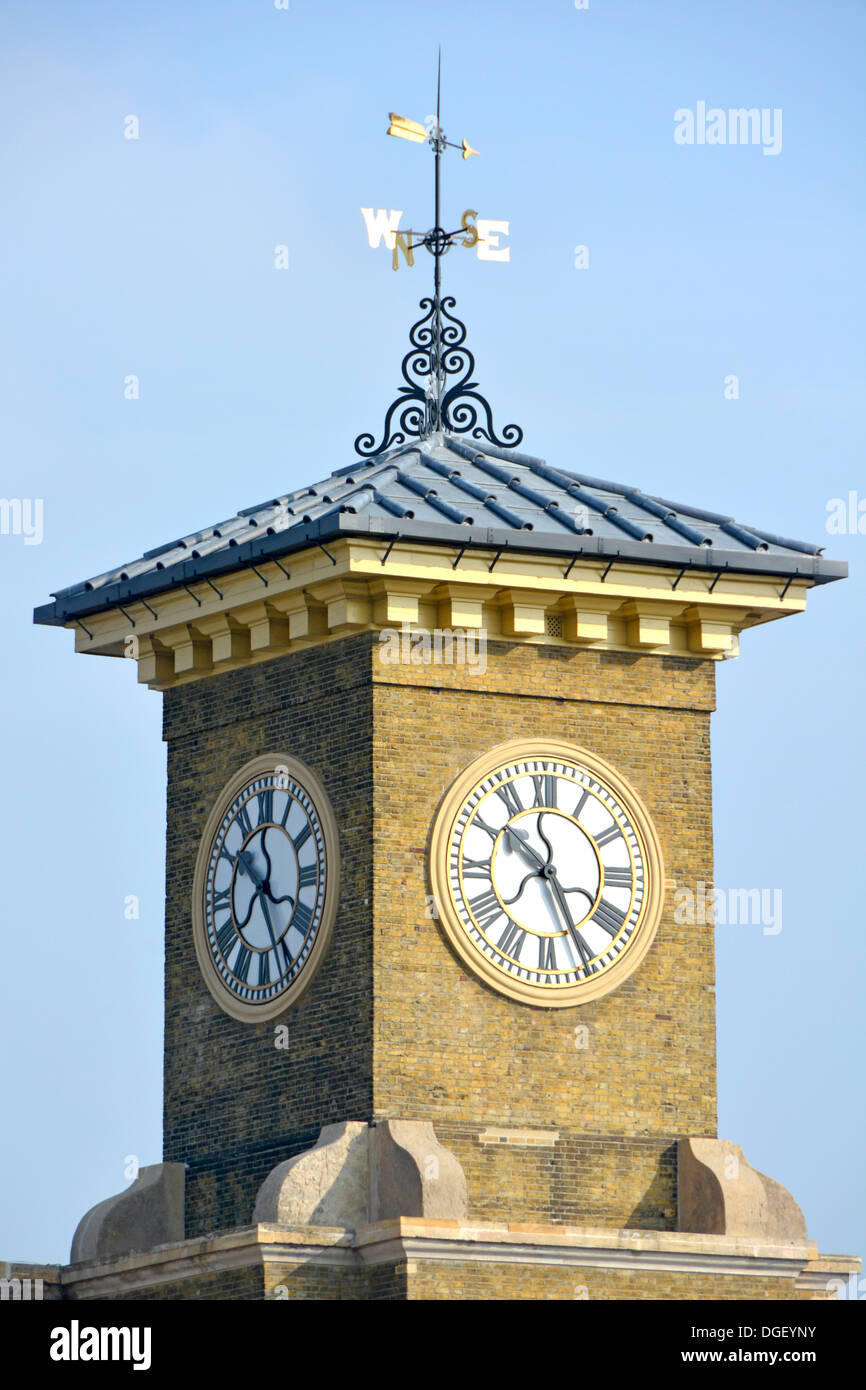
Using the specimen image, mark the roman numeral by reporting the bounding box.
[292,823,312,852]
[468,888,503,931]
[212,883,232,911]
[216,921,237,958]
[604,866,633,889]
[257,788,274,824]
[496,780,524,818]
[234,943,252,983]
[592,900,627,937]
[461,856,492,880]
[573,787,591,819]
[279,938,294,971]
[472,814,502,842]
[297,864,317,889]
[497,920,526,957]
[532,773,557,808]
[594,822,623,848]
[258,952,271,987]
[236,802,254,838]
[292,901,313,934]
[571,929,597,973]
[538,936,557,970]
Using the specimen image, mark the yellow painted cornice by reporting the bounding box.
[66,537,811,690]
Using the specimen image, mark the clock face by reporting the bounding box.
[430,740,664,1007]
[192,754,339,1022]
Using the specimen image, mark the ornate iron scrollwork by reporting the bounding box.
[354,295,524,458]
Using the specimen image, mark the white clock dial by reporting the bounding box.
[431,741,664,1007]
[192,755,339,1022]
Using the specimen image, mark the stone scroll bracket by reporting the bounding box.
[70,1163,185,1265]
[252,1119,468,1228]
[677,1138,808,1243]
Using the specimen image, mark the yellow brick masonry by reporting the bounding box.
[371,640,717,1233]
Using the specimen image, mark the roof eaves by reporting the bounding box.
[33,511,847,630]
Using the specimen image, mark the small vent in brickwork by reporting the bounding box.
[545,613,563,639]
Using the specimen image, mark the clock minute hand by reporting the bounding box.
[257,890,281,956]
[543,870,575,934]
[543,869,595,972]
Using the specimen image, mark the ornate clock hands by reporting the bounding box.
[236,834,296,900]
[535,812,556,867]
[530,813,598,970]
[536,811,596,904]
[542,872,596,972]
[234,838,295,932]
[500,812,595,914]
[233,845,272,930]
[479,810,599,929]
[257,888,282,959]
[474,807,602,970]
[495,822,549,906]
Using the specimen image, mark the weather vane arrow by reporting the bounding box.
[385,110,480,273]
[354,51,522,459]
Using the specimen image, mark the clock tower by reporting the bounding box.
[27,414,858,1300]
[19,92,860,1302]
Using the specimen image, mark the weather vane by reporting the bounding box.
[354,52,523,458]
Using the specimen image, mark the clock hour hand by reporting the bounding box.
[499,817,568,904]
[233,846,273,930]
[501,823,547,872]
[236,847,266,890]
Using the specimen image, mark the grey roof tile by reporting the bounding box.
[34,433,843,626]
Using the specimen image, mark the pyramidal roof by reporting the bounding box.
[34,433,843,628]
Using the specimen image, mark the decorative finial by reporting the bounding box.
[354,53,523,458]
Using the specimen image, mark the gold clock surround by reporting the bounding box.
[429,738,665,1008]
[191,752,340,1023]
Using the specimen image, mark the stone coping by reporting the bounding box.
[42,1220,859,1298]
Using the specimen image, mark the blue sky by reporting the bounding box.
[1,0,863,1271]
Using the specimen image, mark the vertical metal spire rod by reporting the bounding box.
[432,48,443,432]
